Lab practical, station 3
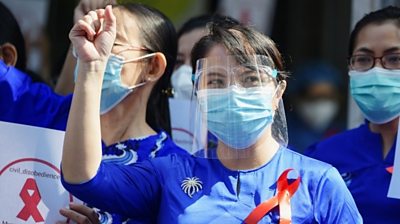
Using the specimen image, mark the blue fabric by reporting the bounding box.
[0,61,187,223]
[0,60,71,130]
[97,132,188,224]
[62,147,362,223]
[305,123,400,224]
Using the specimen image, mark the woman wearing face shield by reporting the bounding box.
[0,2,186,223]
[306,6,400,223]
[61,7,362,223]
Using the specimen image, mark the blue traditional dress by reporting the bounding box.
[0,61,186,223]
[62,147,363,223]
[306,122,400,224]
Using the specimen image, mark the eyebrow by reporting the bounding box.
[353,48,374,54]
[205,72,227,78]
[383,47,400,54]
[354,46,400,54]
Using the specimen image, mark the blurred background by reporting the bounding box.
[2,0,399,151]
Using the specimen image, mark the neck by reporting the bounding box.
[100,90,156,146]
[369,118,399,159]
[217,128,280,170]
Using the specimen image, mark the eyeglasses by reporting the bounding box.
[348,53,400,71]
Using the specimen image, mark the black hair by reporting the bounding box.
[191,20,287,81]
[349,6,400,56]
[0,2,26,71]
[117,3,177,134]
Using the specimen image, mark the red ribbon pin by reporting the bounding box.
[244,168,301,224]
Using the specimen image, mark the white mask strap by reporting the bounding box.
[122,53,157,64]
[127,81,147,90]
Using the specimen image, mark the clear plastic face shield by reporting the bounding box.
[189,55,288,159]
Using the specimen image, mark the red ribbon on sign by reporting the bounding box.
[244,168,301,224]
[17,178,44,222]
[386,166,393,174]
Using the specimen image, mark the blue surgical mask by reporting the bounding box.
[197,86,276,149]
[350,67,400,124]
[74,53,156,114]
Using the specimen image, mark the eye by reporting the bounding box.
[352,55,372,65]
[236,67,273,88]
[384,54,400,67]
[196,71,227,89]
[206,73,227,89]
[240,72,261,88]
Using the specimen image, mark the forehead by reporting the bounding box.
[205,44,229,60]
[354,22,400,54]
[113,7,142,45]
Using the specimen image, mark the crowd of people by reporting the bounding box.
[0,0,399,223]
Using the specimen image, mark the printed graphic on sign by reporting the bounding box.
[0,121,80,223]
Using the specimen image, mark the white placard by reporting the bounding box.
[0,121,80,223]
[388,120,400,199]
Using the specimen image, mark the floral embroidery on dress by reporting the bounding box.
[181,177,203,198]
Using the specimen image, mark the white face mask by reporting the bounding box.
[298,100,339,132]
[171,65,194,99]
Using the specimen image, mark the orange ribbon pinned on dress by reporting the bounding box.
[244,168,301,224]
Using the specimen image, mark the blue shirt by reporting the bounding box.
[62,147,362,223]
[97,132,187,224]
[0,60,71,130]
[306,123,400,224]
[0,61,186,223]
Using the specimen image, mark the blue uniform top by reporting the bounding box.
[306,123,400,224]
[0,60,71,130]
[0,61,186,223]
[62,147,362,223]
[97,132,187,224]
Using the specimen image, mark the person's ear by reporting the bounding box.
[145,52,167,82]
[0,43,18,67]
[272,80,287,110]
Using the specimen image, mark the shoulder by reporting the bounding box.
[305,124,380,173]
[273,147,351,187]
[146,153,195,179]
[155,131,189,156]
[304,124,369,162]
[279,147,333,173]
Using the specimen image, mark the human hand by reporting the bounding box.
[74,0,117,23]
[57,203,100,224]
[69,5,116,63]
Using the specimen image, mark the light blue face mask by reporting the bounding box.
[197,86,276,149]
[74,53,156,114]
[350,67,400,124]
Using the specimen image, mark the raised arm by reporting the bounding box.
[61,5,116,183]
[55,0,117,95]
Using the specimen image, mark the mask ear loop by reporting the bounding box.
[122,53,157,64]
[123,53,157,89]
